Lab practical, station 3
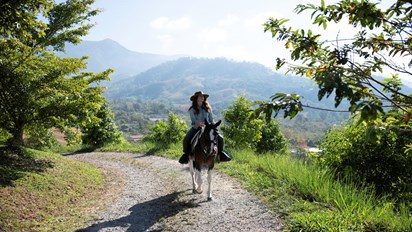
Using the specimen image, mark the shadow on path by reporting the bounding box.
[76,190,199,232]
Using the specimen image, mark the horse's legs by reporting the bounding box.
[188,158,196,193]
[207,169,213,201]
[194,168,203,194]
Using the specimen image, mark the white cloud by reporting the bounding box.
[216,45,247,60]
[150,16,191,30]
[197,27,228,43]
[218,14,241,27]
[155,34,174,49]
[243,12,280,29]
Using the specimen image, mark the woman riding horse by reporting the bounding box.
[178,91,231,164]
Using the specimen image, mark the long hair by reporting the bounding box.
[189,96,211,114]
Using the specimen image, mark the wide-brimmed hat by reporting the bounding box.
[190,91,209,101]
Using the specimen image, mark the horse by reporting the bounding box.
[188,119,221,201]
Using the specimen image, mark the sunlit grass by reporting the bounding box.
[2,141,410,231]
[0,148,106,231]
[103,142,412,231]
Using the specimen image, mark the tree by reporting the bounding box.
[256,118,288,154]
[222,96,264,149]
[0,0,113,147]
[257,0,412,127]
[81,101,123,147]
[146,113,187,145]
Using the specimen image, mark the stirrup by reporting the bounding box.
[219,152,231,162]
[179,153,189,164]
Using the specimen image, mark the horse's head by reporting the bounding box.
[202,119,221,155]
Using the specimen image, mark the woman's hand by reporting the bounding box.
[196,121,205,128]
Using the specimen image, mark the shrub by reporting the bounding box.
[146,113,187,145]
[82,102,123,147]
[256,118,288,154]
[222,95,263,149]
[319,121,412,204]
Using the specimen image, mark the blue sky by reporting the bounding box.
[83,0,393,69]
[82,0,329,68]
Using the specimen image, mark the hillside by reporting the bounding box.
[104,57,335,111]
[57,39,181,78]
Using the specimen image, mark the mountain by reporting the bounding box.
[57,39,182,78]
[104,57,337,112]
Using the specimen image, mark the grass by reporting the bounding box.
[231,151,411,231]
[0,148,107,231]
[100,142,412,231]
[1,141,411,231]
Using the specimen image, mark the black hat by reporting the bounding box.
[190,91,209,101]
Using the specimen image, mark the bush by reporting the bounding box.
[146,113,187,145]
[256,118,287,154]
[222,95,263,149]
[82,102,123,147]
[222,95,287,153]
[318,121,412,204]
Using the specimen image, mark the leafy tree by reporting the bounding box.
[24,124,58,150]
[146,120,169,144]
[81,101,123,147]
[0,0,113,148]
[146,113,187,145]
[222,96,264,149]
[256,118,288,154]
[257,0,412,127]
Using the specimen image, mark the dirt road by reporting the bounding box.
[71,152,283,232]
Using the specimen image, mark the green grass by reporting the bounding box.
[102,142,412,231]
[1,141,411,231]
[0,148,106,231]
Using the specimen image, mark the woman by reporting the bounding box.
[178,91,231,164]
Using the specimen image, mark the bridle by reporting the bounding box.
[198,126,218,158]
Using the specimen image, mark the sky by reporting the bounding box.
[82,0,336,69]
[83,0,396,70]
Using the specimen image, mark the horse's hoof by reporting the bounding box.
[207,197,213,201]
[194,189,203,194]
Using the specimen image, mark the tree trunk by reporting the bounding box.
[7,126,24,148]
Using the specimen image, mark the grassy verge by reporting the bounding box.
[0,148,107,231]
[2,141,410,231]
[100,142,412,231]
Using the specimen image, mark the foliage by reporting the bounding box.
[24,124,58,150]
[258,0,412,127]
[222,95,288,153]
[145,113,188,145]
[81,101,123,147]
[222,96,264,149]
[0,0,112,148]
[256,118,288,153]
[109,99,183,136]
[318,120,412,204]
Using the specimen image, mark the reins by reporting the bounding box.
[197,127,218,158]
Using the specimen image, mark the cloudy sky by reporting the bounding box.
[83,0,392,69]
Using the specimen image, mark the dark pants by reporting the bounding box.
[183,127,224,154]
[183,127,198,153]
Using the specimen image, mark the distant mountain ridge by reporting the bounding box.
[59,39,412,112]
[104,57,332,112]
[57,39,182,78]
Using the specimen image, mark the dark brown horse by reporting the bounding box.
[188,119,221,201]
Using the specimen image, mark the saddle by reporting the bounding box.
[190,129,202,152]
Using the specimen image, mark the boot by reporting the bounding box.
[178,153,189,164]
[219,151,231,162]
[217,134,231,162]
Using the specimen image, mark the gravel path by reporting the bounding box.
[70,152,283,232]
